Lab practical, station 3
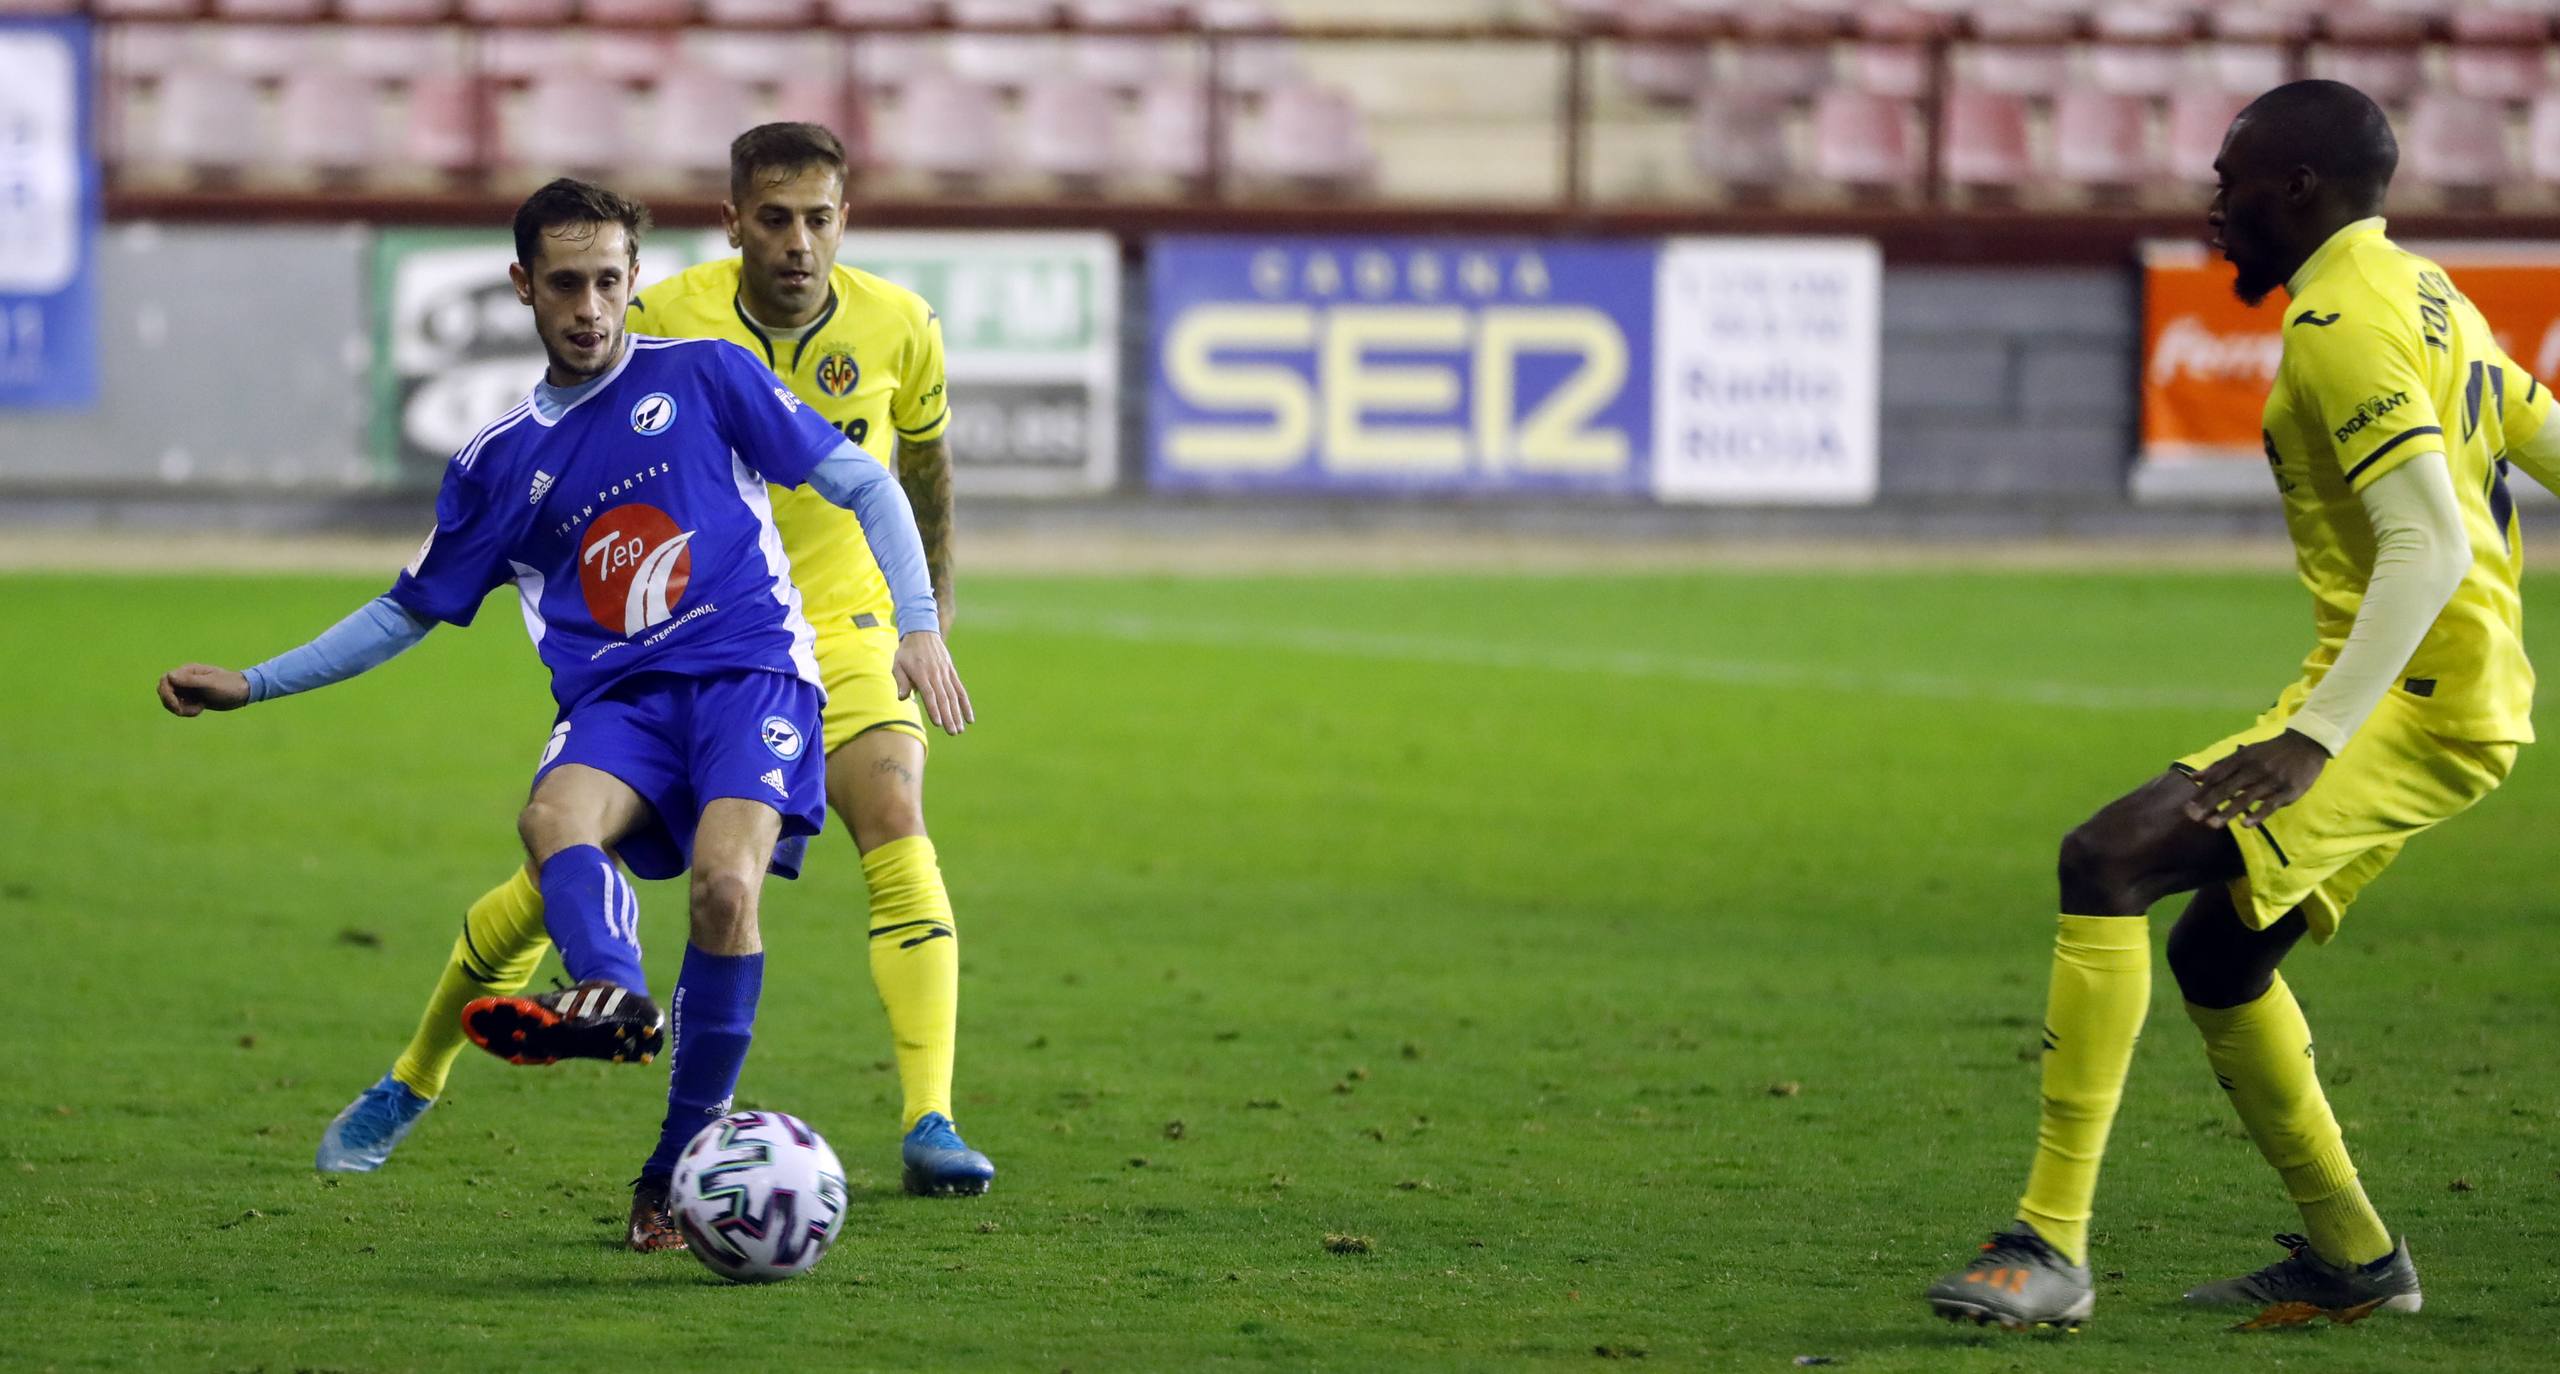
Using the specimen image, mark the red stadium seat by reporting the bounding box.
[886,71,1008,180]
[2447,10,2549,105]
[152,67,263,174]
[1720,39,1834,101]
[1199,0,1301,96]
[948,0,1061,90]
[274,67,379,176]
[772,73,851,132]
[1810,87,1917,188]
[824,0,932,19]
[2164,86,2248,183]
[2529,90,2560,184]
[339,0,455,17]
[704,0,812,19]
[851,34,941,97]
[581,0,693,19]
[1245,81,1372,188]
[1939,86,2033,189]
[1848,42,1930,100]
[342,29,462,79]
[2406,92,2517,193]
[2088,5,2193,97]
[213,0,324,18]
[682,31,798,80]
[502,72,630,173]
[1133,76,1209,181]
[1689,90,1794,191]
[1964,8,2071,97]
[2051,87,2155,189]
[645,69,757,178]
[480,31,583,80]
[2311,11,2427,104]
[103,24,195,79]
[462,0,574,19]
[1020,75,1121,182]
[399,72,483,173]
[92,0,196,13]
[588,32,683,83]
[210,25,322,81]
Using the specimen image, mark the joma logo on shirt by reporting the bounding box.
[2333,391,2410,444]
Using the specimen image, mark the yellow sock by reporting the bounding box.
[861,835,959,1131]
[2017,914,2150,1267]
[2186,974,2393,1266]
[390,867,550,1099]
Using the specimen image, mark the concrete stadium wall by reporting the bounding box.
[0,228,2141,504]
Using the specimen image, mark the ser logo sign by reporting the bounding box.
[1151,241,1653,493]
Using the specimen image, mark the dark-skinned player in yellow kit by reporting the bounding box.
[314,126,995,1247]
[1927,80,2560,1330]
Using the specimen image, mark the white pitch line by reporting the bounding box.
[965,608,2272,715]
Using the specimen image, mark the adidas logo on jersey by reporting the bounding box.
[528,469,555,505]
[761,768,789,799]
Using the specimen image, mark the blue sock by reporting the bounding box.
[642,944,764,1180]
[535,847,648,994]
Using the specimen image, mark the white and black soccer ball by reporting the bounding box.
[669,1111,850,1283]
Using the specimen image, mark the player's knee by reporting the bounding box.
[517,798,576,859]
[687,866,759,950]
[850,791,926,850]
[2056,824,2142,915]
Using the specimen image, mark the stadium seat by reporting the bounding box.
[2311,11,2427,105]
[152,67,263,175]
[0,0,80,12]
[461,0,574,19]
[825,0,933,19]
[2529,91,2560,185]
[581,0,693,20]
[502,72,630,174]
[340,0,454,16]
[91,0,195,13]
[645,69,757,179]
[1244,80,1372,190]
[1718,39,1834,101]
[342,29,461,79]
[210,25,321,81]
[1810,87,1917,189]
[480,31,583,81]
[2051,87,2154,189]
[1019,75,1121,183]
[588,32,683,83]
[852,34,940,97]
[2164,86,2248,183]
[948,0,1061,90]
[1688,90,1793,194]
[704,0,813,19]
[213,0,324,17]
[1848,42,1931,100]
[273,67,378,177]
[772,72,852,132]
[1964,8,2071,96]
[1939,86,2033,191]
[1199,0,1301,96]
[885,71,1008,182]
[1133,75,1210,182]
[103,24,194,80]
[2447,10,2549,105]
[1611,0,1708,106]
[683,30,800,80]
[2087,5,2193,97]
[399,72,483,173]
[2405,92,2517,194]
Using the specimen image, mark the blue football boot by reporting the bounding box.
[315,1071,434,1173]
[901,1112,996,1197]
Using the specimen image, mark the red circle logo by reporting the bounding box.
[578,503,695,636]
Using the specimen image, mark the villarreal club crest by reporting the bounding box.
[816,351,859,398]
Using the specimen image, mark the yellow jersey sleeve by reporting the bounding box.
[892,308,952,446]
[2286,303,2446,494]
[2495,363,2554,453]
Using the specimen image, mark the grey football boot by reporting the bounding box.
[1924,1222,2096,1330]
[2184,1233,2421,1318]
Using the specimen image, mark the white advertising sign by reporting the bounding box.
[1651,238,1880,505]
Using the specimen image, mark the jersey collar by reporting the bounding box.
[731,283,839,373]
[530,335,637,426]
[2287,216,2387,299]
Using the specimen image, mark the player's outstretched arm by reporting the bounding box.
[805,442,975,734]
[155,594,435,719]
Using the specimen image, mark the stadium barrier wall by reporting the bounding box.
[2,224,2146,508]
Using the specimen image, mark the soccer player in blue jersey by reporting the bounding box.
[155,179,973,1249]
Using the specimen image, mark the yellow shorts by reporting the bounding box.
[815,622,927,755]
[2175,678,2515,943]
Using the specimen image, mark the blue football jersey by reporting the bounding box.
[389,335,846,714]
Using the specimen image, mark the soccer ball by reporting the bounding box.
[668,1110,850,1283]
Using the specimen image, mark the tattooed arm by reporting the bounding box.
[898,434,956,632]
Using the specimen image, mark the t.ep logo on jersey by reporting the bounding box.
[629,392,677,436]
[579,503,695,636]
[760,715,805,761]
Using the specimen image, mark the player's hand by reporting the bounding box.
[892,631,974,735]
[157,664,251,717]
[2183,729,2330,830]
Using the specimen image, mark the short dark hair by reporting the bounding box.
[2233,80,2399,211]
[729,122,849,204]
[511,177,653,270]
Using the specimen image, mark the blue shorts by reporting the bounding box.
[534,670,826,882]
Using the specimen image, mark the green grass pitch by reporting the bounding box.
[8,567,2560,1371]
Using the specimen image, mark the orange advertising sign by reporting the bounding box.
[2139,240,2560,495]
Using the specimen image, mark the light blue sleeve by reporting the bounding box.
[244,595,436,703]
[803,439,941,635]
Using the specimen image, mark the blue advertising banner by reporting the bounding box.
[1149,236,1654,495]
[0,17,98,410]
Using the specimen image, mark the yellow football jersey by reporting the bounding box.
[631,257,951,633]
[2263,217,2550,744]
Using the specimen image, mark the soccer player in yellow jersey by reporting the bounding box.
[316,124,998,1215]
[1927,81,2552,1329]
